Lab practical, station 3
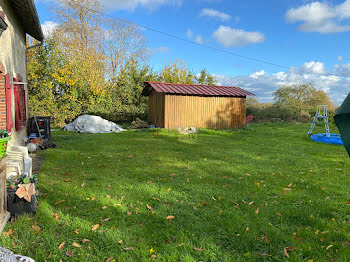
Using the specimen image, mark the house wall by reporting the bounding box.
[163,95,246,129]
[0,0,27,144]
[148,90,165,127]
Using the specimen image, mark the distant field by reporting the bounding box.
[1,122,349,261]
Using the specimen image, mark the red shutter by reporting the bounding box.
[23,86,27,121]
[13,78,22,130]
[5,74,12,133]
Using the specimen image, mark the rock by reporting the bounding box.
[0,247,35,262]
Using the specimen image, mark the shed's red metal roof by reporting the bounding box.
[143,82,255,97]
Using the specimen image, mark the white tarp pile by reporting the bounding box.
[64,115,125,133]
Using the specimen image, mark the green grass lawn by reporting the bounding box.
[1,122,349,261]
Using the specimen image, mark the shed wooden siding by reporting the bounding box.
[148,90,165,127]
[162,95,246,129]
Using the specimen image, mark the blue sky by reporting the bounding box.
[36,0,350,104]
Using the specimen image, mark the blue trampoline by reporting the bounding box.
[310,133,344,145]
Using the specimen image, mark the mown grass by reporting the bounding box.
[1,122,349,261]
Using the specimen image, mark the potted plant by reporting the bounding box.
[0,130,10,160]
[6,174,38,217]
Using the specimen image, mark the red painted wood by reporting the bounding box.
[4,74,12,132]
[13,78,22,131]
[145,81,255,97]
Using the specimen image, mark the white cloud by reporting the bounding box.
[338,55,344,61]
[334,63,350,76]
[301,61,325,74]
[36,0,181,11]
[195,35,204,44]
[250,70,266,79]
[212,26,265,47]
[99,0,182,11]
[186,29,206,44]
[41,21,59,37]
[214,61,350,105]
[286,0,350,33]
[199,8,231,21]
[151,46,170,53]
[186,29,194,38]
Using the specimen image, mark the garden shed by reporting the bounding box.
[142,81,255,129]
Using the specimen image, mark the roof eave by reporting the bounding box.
[8,0,44,42]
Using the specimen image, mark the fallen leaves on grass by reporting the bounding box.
[326,245,333,250]
[31,225,42,233]
[283,188,292,192]
[169,173,176,177]
[55,200,65,205]
[193,247,204,251]
[248,201,254,206]
[123,247,133,251]
[218,209,223,216]
[177,243,184,247]
[146,204,153,211]
[106,195,111,199]
[101,217,111,222]
[92,223,101,232]
[263,235,270,243]
[255,208,260,214]
[74,229,79,234]
[2,229,14,237]
[166,216,175,220]
[106,256,114,262]
[81,182,85,188]
[283,246,297,258]
[65,251,73,257]
[72,242,81,248]
[52,212,60,220]
[58,242,65,250]
[127,155,133,159]
[345,202,350,205]
[82,239,91,243]
[294,233,302,243]
[147,181,153,184]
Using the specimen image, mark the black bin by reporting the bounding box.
[7,189,37,217]
[28,116,51,140]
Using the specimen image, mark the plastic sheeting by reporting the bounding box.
[335,93,350,156]
[64,115,125,133]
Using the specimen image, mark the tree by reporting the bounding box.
[157,60,194,84]
[246,97,259,107]
[274,83,335,111]
[114,59,155,106]
[195,69,217,85]
[104,19,148,82]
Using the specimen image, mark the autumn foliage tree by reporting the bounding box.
[274,83,335,111]
[27,0,218,125]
